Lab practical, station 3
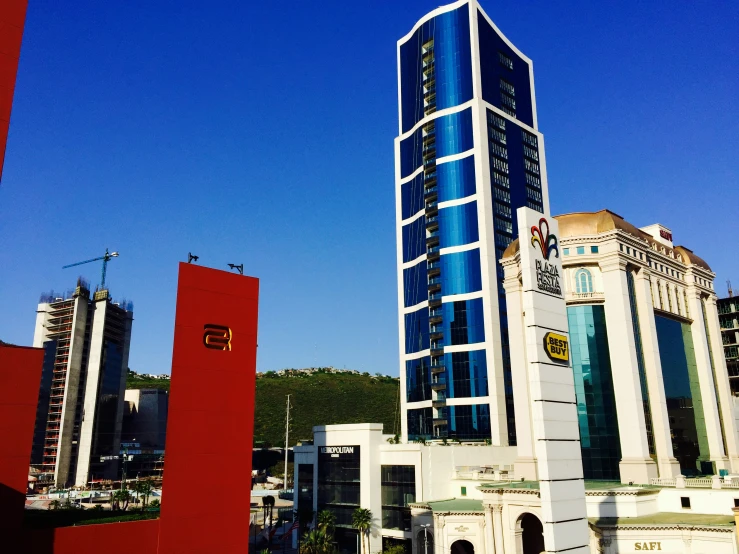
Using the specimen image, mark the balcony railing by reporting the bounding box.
[565,291,605,303]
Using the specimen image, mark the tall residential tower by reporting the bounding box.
[31,282,133,487]
[395,0,548,444]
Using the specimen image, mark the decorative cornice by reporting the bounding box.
[594,523,733,533]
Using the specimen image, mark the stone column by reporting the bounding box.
[600,258,658,483]
[434,514,445,554]
[685,288,729,471]
[705,296,739,471]
[492,505,504,554]
[483,504,496,554]
[502,261,537,480]
[633,270,681,477]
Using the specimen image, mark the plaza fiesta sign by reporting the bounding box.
[530,217,562,296]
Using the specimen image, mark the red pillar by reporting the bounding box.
[0,344,44,531]
[157,263,259,553]
[0,0,28,181]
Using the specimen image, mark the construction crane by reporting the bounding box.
[62,248,119,289]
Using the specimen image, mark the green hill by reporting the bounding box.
[126,368,401,446]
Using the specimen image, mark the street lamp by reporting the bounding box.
[420,523,431,554]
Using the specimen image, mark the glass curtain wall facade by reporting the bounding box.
[396,1,548,443]
[655,315,711,475]
[567,305,621,481]
[381,465,416,531]
[317,447,361,554]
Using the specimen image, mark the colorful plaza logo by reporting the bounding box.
[530,216,562,296]
[530,217,559,260]
[203,324,232,351]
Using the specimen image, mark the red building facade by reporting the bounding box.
[0,0,27,181]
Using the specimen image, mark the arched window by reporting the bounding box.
[575,268,593,294]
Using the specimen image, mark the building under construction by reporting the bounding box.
[31,279,133,488]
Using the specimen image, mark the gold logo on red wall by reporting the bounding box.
[203,324,232,351]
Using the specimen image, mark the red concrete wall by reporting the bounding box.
[0,264,259,553]
[158,262,259,552]
[0,0,27,181]
[0,344,44,531]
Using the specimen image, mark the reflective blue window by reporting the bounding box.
[447,404,491,440]
[403,261,427,308]
[440,249,482,296]
[655,314,711,475]
[477,11,534,127]
[406,357,431,403]
[439,201,478,249]
[399,108,474,179]
[575,268,593,294]
[436,108,474,158]
[444,349,488,398]
[399,128,424,179]
[568,305,621,481]
[405,307,429,354]
[442,298,485,345]
[407,408,433,441]
[402,216,426,263]
[401,173,425,220]
[438,155,476,203]
[399,5,473,133]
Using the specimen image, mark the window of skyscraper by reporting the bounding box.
[498,51,513,70]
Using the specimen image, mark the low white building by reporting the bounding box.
[294,424,739,554]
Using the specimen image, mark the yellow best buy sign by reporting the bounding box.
[543,332,569,363]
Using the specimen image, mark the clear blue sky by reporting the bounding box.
[1,1,737,376]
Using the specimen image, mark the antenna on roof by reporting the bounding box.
[729,280,733,298]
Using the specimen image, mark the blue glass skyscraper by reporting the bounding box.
[395,0,549,444]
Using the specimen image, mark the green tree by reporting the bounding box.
[49,499,61,510]
[149,498,160,509]
[316,510,336,533]
[351,508,373,554]
[113,489,132,511]
[383,545,408,554]
[269,461,294,487]
[300,529,336,554]
[131,480,153,511]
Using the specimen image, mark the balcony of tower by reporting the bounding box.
[432,418,448,429]
[431,374,446,390]
[430,360,445,373]
[428,276,441,295]
[432,396,447,409]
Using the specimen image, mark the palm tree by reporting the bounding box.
[112,489,132,511]
[317,510,336,533]
[352,508,373,554]
[300,528,336,554]
[132,480,153,511]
